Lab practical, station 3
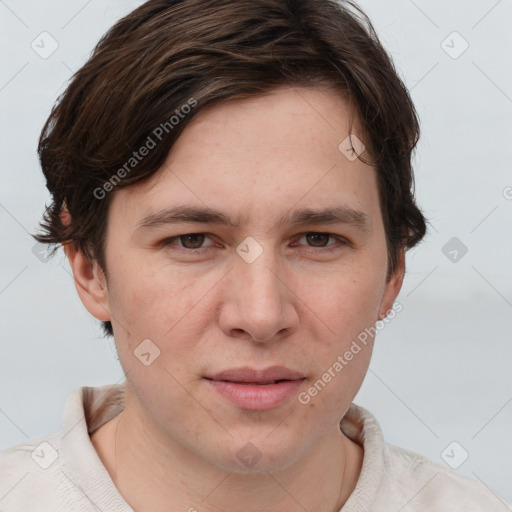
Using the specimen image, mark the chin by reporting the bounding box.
[218,437,302,475]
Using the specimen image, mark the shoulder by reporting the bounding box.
[343,404,508,511]
[0,430,62,478]
[0,384,129,511]
[0,433,79,511]
[381,442,508,510]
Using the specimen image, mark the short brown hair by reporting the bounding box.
[33,0,427,337]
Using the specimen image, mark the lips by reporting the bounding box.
[206,366,305,384]
[205,366,306,410]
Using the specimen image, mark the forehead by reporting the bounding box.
[175,85,364,156]
[111,86,381,230]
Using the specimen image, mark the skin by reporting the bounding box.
[65,85,405,512]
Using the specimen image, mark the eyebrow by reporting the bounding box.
[136,205,371,233]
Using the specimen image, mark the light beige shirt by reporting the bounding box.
[0,383,507,511]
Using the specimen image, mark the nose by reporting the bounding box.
[218,248,299,343]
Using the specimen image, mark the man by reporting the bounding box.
[0,0,504,510]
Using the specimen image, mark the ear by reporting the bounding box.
[377,248,405,320]
[63,242,111,322]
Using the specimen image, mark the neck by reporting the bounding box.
[91,397,363,512]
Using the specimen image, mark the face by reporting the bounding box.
[73,86,404,474]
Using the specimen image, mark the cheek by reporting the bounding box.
[297,345,372,431]
[105,260,217,383]
[106,260,197,338]
[296,262,384,399]
[106,264,207,416]
[302,260,385,337]
[299,329,374,418]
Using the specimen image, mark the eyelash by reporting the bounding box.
[161,232,348,255]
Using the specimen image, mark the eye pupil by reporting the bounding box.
[306,233,330,247]
[181,234,205,249]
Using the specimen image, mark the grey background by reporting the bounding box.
[1,0,511,505]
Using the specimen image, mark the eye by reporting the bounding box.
[292,232,348,252]
[161,231,348,255]
[161,233,214,252]
[300,232,336,247]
